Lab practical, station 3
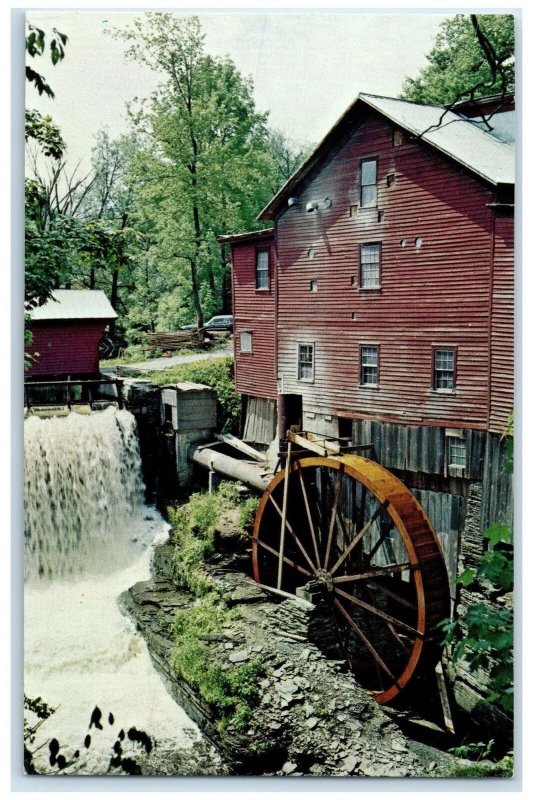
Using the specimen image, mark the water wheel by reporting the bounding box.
[252,454,450,704]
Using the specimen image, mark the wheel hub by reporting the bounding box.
[314,568,334,593]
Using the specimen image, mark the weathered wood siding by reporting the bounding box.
[231,237,277,399]
[26,320,105,377]
[489,211,514,433]
[276,110,499,429]
[351,418,485,480]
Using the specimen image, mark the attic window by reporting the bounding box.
[360,158,377,207]
[309,279,318,292]
[393,129,404,147]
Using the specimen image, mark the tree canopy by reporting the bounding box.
[402,14,514,106]
[25,13,310,346]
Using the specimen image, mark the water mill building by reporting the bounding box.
[222,92,515,729]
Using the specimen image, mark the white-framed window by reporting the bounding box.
[360,158,377,207]
[240,331,253,353]
[360,243,381,288]
[446,429,467,476]
[360,345,379,386]
[255,249,269,290]
[448,437,467,467]
[433,347,456,390]
[297,343,314,382]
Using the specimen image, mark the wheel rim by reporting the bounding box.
[252,455,450,704]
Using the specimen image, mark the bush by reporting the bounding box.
[440,523,513,713]
[168,482,257,596]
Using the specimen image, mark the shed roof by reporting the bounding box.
[259,92,515,220]
[28,290,118,321]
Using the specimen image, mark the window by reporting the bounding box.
[298,343,314,381]
[360,158,377,207]
[448,437,467,468]
[433,347,456,390]
[360,345,379,386]
[360,243,381,289]
[240,332,252,353]
[255,249,269,290]
[309,279,318,292]
[393,129,404,147]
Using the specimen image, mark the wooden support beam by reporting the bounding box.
[215,433,266,462]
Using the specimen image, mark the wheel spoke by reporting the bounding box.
[366,580,417,610]
[332,562,416,584]
[254,537,313,579]
[267,491,317,572]
[366,525,394,563]
[334,586,422,637]
[324,465,345,569]
[297,463,321,568]
[329,501,389,576]
[333,598,397,682]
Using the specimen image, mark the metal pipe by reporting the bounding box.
[191,446,270,492]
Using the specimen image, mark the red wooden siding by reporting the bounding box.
[26,320,106,377]
[489,212,514,432]
[231,237,277,399]
[275,111,501,429]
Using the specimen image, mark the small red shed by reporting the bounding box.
[25,290,117,379]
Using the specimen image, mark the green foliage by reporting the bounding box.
[172,597,263,732]
[168,480,255,594]
[440,525,513,712]
[144,356,240,431]
[439,752,513,778]
[25,110,65,160]
[402,14,514,105]
[26,23,68,99]
[109,13,302,329]
[449,739,495,760]
[239,495,260,529]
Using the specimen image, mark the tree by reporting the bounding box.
[267,128,313,194]
[111,13,277,328]
[402,14,514,107]
[25,21,69,310]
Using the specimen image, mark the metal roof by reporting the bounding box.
[259,92,515,220]
[218,228,274,245]
[360,94,514,185]
[28,290,118,321]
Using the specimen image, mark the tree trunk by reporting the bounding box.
[109,269,119,338]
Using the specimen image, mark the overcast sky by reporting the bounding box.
[26,10,452,169]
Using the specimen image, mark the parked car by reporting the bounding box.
[180,315,233,332]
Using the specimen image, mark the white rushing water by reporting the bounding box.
[24,408,206,775]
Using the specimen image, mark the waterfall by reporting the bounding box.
[24,407,147,582]
[23,407,208,774]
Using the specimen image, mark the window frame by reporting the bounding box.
[297,342,315,383]
[239,331,253,354]
[432,346,457,392]
[447,436,467,469]
[255,247,270,291]
[359,344,380,387]
[359,242,382,290]
[360,157,378,208]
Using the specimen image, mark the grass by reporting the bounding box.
[168,483,264,732]
[172,597,263,732]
